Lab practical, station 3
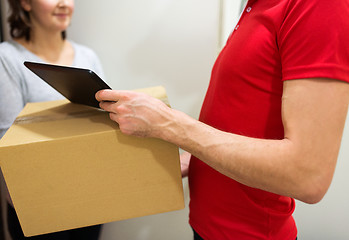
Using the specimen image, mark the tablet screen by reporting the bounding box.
[24,61,111,108]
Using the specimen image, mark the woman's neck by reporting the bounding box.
[15,29,74,66]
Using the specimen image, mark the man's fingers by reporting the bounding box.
[99,101,115,112]
[96,89,121,102]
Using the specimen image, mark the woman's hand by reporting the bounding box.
[180,151,191,177]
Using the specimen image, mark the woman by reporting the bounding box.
[0,0,104,239]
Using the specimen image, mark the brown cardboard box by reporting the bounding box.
[0,86,184,237]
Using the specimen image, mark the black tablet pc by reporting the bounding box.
[24,61,111,108]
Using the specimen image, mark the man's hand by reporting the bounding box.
[96,89,173,138]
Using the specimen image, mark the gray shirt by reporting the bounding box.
[0,40,105,138]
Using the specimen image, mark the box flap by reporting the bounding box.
[0,100,117,147]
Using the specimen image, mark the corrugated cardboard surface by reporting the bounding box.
[0,86,184,236]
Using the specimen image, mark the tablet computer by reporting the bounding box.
[24,61,111,108]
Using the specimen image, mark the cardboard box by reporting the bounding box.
[0,86,184,237]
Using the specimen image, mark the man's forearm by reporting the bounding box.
[158,108,339,204]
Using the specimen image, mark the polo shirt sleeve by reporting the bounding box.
[278,0,349,83]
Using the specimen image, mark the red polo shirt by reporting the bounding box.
[188,0,349,239]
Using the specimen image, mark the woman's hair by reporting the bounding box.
[7,0,66,41]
